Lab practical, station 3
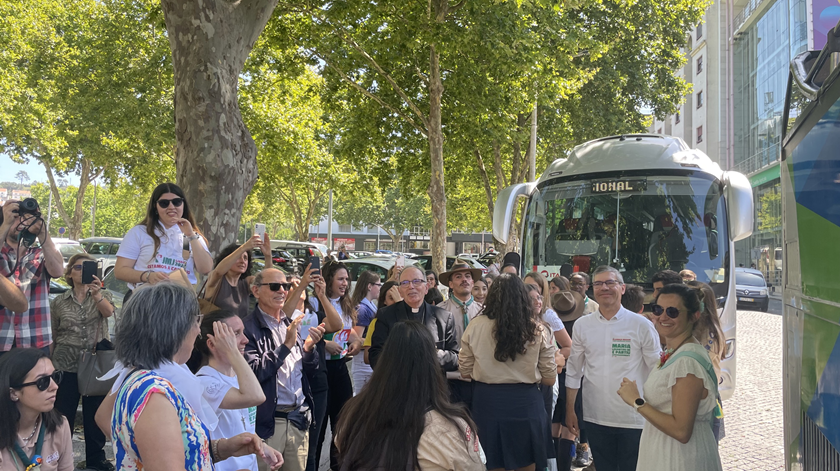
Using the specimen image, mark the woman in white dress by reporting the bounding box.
[617,283,723,471]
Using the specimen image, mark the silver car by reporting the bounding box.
[80,237,123,277]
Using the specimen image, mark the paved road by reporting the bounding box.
[718,309,785,470]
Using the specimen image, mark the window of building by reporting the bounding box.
[697,56,703,74]
[697,90,704,109]
[675,112,681,124]
[338,224,351,233]
[696,23,703,40]
[697,125,703,143]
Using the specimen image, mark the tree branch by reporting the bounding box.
[313,51,429,137]
[39,159,72,232]
[492,140,507,189]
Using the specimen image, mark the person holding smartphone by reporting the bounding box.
[204,234,272,318]
[49,253,115,471]
[114,183,212,299]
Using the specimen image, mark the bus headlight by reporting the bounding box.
[724,339,735,360]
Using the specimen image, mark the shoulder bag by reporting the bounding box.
[78,309,118,396]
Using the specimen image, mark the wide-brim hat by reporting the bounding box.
[439,260,484,286]
[552,290,585,323]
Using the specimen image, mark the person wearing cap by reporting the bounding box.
[564,266,661,471]
[368,266,458,372]
[437,260,484,406]
[501,252,520,275]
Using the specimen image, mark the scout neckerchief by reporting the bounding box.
[13,419,46,471]
[450,295,475,329]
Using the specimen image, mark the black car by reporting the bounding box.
[413,255,488,275]
[735,268,770,312]
[253,249,299,275]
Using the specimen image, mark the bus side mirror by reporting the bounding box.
[723,171,754,242]
[493,183,537,244]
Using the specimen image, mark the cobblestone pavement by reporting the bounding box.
[718,309,785,471]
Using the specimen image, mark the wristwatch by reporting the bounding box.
[186,234,201,241]
[633,397,646,411]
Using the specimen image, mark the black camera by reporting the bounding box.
[18,198,41,217]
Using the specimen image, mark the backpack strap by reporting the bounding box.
[662,350,722,424]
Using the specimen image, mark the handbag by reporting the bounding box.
[197,277,220,315]
[78,313,118,396]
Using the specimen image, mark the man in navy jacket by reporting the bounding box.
[243,268,325,471]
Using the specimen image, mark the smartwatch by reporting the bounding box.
[633,397,646,411]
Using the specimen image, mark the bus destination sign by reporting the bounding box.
[591,179,647,193]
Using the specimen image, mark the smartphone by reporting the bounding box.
[81,260,97,285]
[395,254,405,270]
[309,256,321,275]
[254,223,266,241]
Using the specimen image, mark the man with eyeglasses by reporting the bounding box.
[0,199,64,358]
[437,261,484,406]
[243,268,327,471]
[368,266,458,371]
[564,266,661,471]
[570,272,600,316]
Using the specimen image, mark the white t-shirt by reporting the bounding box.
[196,366,259,471]
[117,224,208,289]
[310,297,354,360]
[542,308,566,332]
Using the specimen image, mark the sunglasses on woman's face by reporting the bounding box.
[16,371,63,391]
[156,197,184,209]
[651,304,683,319]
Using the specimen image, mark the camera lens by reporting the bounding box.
[19,198,40,214]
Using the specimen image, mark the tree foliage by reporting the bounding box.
[334,184,431,246]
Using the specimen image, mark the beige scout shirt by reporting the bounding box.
[437,296,483,345]
[0,417,74,471]
[417,410,485,471]
[459,315,557,384]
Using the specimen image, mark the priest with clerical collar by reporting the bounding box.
[368,266,458,371]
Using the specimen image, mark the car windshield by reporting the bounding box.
[58,244,86,258]
[523,172,729,296]
[736,272,766,287]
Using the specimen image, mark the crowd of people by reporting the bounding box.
[0,183,727,471]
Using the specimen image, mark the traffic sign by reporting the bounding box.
[58,227,65,235]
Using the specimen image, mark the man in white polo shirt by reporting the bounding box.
[565,266,661,471]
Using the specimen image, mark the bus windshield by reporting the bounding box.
[523,172,729,293]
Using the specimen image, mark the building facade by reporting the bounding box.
[653,0,811,283]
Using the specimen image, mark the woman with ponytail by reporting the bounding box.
[617,284,723,471]
[190,309,283,471]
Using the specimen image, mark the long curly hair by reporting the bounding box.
[482,273,538,362]
[322,260,357,324]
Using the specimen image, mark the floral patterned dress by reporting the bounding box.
[111,370,213,470]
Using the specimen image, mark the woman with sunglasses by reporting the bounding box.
[49,253,115,471]
[114,183,212,298]
[617,283,723,471]
[0,348,73,470]
[94,283,275,470]
[349,270,380,394]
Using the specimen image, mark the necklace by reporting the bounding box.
[658,336,693,368]
[18,415,40,444]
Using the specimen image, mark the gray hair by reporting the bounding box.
[592,265,624,284]
[115,283,199,369]
[252,270,265,288]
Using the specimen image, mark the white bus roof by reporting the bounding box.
[539,134,724,185]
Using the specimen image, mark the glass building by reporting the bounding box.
[731,0,808,280]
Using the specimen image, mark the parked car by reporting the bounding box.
[80,237,123,277]
[52,238,87,269]
[253,248,299,275]
[478,251,499,267]
[270,240,326,273]
[457,253,479,259]
[735,267,770,312]
[413,255,488,275]
[343,257,422,294]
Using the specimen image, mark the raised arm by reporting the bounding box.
[205,235,260,300]
[210,321,266,410]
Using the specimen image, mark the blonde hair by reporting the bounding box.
[63,253,96,287]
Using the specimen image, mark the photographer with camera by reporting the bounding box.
[0,198,65,357]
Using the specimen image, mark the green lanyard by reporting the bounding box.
[12,420,46,471]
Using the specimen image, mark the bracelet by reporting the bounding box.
[212,438,222,462]
[186,234,201,241]
[141,270,151,283]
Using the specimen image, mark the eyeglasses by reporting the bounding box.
[15,371,63,391]
[258,282,292,291]
[399,279,426,288]
[195,313,204,325]
[156,197,184,209]
[72,264,83,271]
[592,280,621,288]
[651,304,682,319]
